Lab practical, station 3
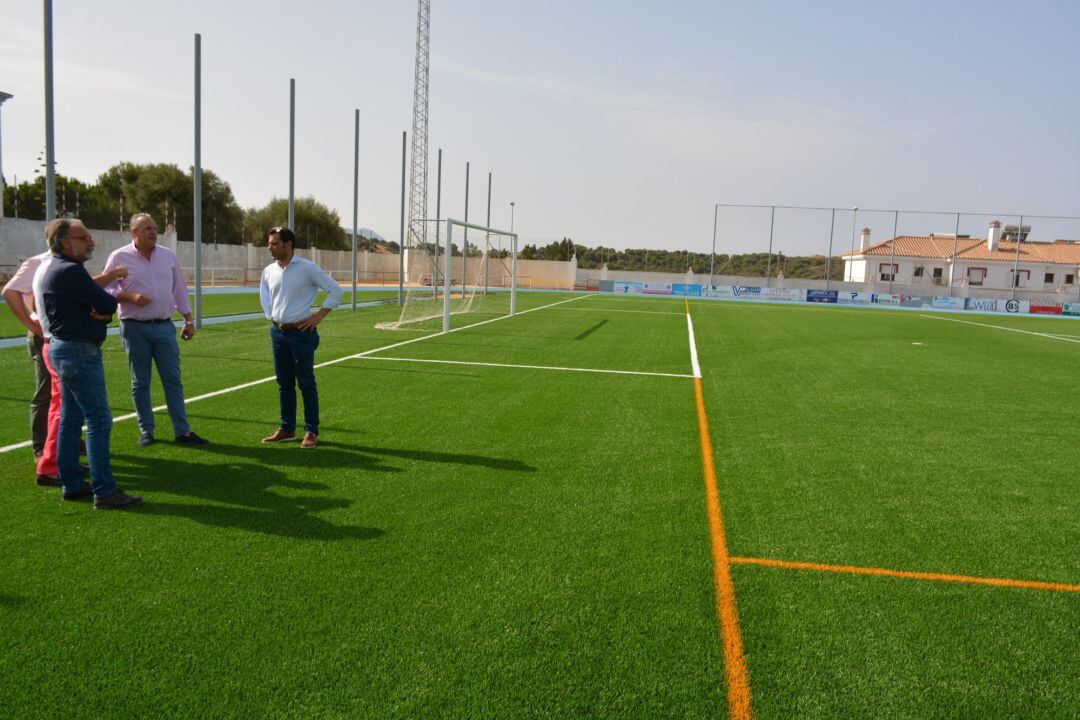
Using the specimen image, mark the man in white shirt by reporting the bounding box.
[259,226,342,448]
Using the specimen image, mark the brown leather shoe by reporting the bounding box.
[261,429,297,444]
[300,431,318,449]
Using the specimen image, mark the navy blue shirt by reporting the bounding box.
[40,254,118,342]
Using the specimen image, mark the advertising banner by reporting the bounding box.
[806,290,838,303]
[1029,302,1063,315]
[760,287,803,302]
[1063,303,1080,317]
[703,285,762,299]
[642,282,673,295]
[613,281,644,294]
[836,291,873,305]
[672,283,703,297]
[931,296,965,310]
[871,293,903,306]
[965,298,998,312]
[965,298,1029,313]
[899,296,926,308]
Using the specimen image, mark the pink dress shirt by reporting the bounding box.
[104,242,192,321]
[2,251,51,321]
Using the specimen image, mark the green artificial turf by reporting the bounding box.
[0,293,1077,718]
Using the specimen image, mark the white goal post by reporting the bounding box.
[442,219,517,332]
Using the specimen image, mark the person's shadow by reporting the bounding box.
[113,449,387,541]
[112,440,536,540]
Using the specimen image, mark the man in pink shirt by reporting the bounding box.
[104,213,208,447]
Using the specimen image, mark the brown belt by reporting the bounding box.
[272,321,302,331]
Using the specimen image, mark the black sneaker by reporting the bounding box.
[137,433,155,447]
[36,474,63,487]
[62,483,94,501]
[175,431,209,445]
[93,489,144,510]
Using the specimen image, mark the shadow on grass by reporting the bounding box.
[0,592,29,608]
[112,450,386,541]
[349,443,537,473]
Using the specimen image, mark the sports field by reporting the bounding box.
[0,292,1077,718]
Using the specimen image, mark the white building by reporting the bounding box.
[842,221,1080,292]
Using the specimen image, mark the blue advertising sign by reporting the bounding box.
[806,290,838,303]
[672,283,703,297]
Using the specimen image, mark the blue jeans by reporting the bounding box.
[48,339,117,498]
[119,320,190,437]
[271,326,320,435]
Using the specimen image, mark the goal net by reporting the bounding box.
[377,219,518,332]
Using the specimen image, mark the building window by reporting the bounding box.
[1067,274,1076,285]
[913,266,924,277]
[1045,272,1055,284]
[932,268,943,279]
[968,267,987,286]
[1011,269,1030,288]
[879,263,897,281]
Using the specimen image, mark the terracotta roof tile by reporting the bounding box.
[843,236,1080,265]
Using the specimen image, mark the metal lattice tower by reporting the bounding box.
[407,0,431,256]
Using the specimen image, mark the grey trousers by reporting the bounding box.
[27,332,50,456]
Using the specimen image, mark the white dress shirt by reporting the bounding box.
[31,255,57,340]
[260,255,343,324]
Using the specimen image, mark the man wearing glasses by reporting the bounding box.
[104,213,208,447]
[259,226,342,449]
[40,219,143,509]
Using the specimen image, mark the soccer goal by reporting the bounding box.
[377,218,517,332]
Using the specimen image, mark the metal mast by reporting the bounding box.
[407,0,431,260]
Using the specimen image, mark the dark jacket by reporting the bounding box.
[40,254,118,342]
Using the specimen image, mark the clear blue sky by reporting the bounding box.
[2,0,1078,255]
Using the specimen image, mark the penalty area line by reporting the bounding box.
[0,293,598,455]
[919,314,1080,344]
[355,355,695,379]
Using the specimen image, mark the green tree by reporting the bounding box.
[244,197,349,251]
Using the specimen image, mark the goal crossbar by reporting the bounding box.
[443,219,518,332]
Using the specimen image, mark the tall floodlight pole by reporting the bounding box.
[825,209,836,290]
[399,130,406,304]
[888,211,898,293]
[847,207,859,282]
[463,162,470,293]
[351,109,359,311]
[288,78,295,230]
[43,0,56,221]
[709,204,718,288]
[193,34,203,328]
[406,0,432,284]
[949,213,960,295]
[510,201,515,233]
[434,148,442,294]
[485,171,492,294]
[0,92,12,221]
[765,205,776,287]
[1012,215,1024,300]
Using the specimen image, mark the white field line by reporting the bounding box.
[918,314,1080,344]
[0,293,597,455]
[686,308,702,378]
[357,356,694,379]
[552,306,684,316]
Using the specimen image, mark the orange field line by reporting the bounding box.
[729,556,1080,594]
[688,299,753,720]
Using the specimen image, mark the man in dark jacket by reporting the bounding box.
[40,219,143,509]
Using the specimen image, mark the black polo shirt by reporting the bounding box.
[40,253,118,343]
